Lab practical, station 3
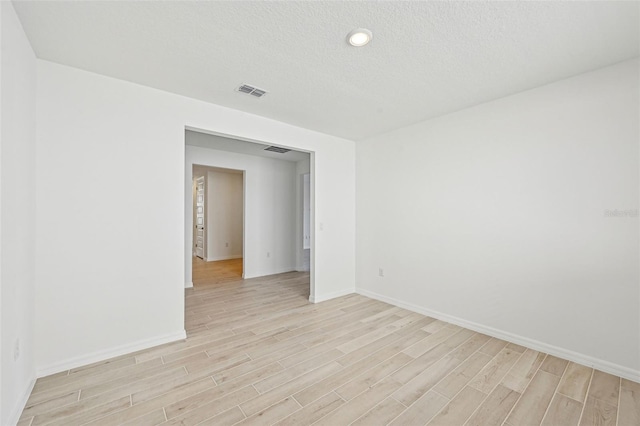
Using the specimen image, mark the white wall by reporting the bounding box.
[186,143,295,279]
[295,158,311,271]
[35,60,356,374]
[356,59,640,381]
[1,2,37,423]
[206,169,243,262]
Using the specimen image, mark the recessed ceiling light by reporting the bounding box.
[347,28,373,47]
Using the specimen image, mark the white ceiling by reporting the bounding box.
[186,130,310,162]
[13,1,639,141]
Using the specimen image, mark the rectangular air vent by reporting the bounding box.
[264,146,291,154]
[236,84,268,98]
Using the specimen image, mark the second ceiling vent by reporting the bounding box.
[236,84,268,98]
[264,146,291,154]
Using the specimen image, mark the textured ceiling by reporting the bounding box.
[13,1,640,141]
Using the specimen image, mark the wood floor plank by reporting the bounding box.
[465,384,520,426]
[478,337,509,357]
[392,331,473,385]
[86,377,216,425]
[579,396,617,426]
[422,319,447,333]
[240,361,343,416]
[426,386,486,426]
[392,354,463,406]
[335,353,413,401]
[20,391,80,420]
[501,349,546,393]
[101,407,166,426]
[275,392,344,426]
[402,326,462,358]
[389,391,448,426]
[351,397,406,426]
[539,355,569,377]
[32,357,137,394]
[162,363,278,419]
[433,352,493,399]
[541,393,583,426]
[16,417,33,426]
[235,396,300,425]
[467,347,521,394]
[619,379,640,426]
[39,396,131,426]
[557,362,592,403]
[164,385,258,426]
[505,370,560,426]
[586,370,620,407]
[193,406,246,426]
[18,265,637,426]
[312,377,402,426]
[449,333,490,361]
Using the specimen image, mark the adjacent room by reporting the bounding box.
[1,1,638,425]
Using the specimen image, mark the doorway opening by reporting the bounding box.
[185,127,314,297]
[191,165,245,285]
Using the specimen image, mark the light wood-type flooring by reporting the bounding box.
[18,271,640,425]
[192,257,243,285]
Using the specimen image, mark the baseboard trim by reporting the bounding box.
[356,288,640,383]
[185,281,193,288]
[206,255,242,262]
[36,330,187,378]
[6,377,36,426]
[310,288,355,303]
[244,266,296,280]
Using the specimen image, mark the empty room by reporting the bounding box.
[1,1,638,425]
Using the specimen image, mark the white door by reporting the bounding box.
[195,176,206,259]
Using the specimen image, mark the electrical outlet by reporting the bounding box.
[378,268,384,277]
[13,338,20,361]
[267,252,270,258]
[225,242,229,247]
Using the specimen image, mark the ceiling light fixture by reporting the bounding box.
[347,28,373,47]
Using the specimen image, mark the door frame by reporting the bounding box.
[184,126,315,298]
[193,175,206,259]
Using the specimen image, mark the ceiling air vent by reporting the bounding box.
[236,84,268,98]
[264,146,291,154]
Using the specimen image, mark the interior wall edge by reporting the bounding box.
[309,288,356,304]
[5,378,35,426]
[35,330,186,378]
[356,287,640,383]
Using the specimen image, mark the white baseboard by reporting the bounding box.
[36,330,187,378]
[185,281,193,288]
[6,377,36,426]
[244,266,296,280]
[206,255,242,262]
[310,288,355,303]
[356,288,640,383]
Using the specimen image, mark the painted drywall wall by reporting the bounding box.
[1,2,37,423]
[186,143,296,279]
[206,169,243,262]
[295,158,311,271]
[356,59,640,380]
[35,60,356,373]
